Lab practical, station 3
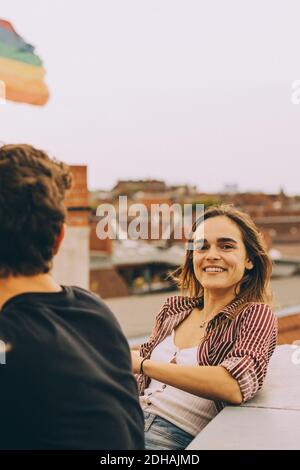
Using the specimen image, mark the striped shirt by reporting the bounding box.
[141,333,218,436]
[137,296,278,411]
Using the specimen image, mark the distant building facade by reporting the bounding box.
[52,166,90,289]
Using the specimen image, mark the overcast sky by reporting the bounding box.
[1,0,300,194]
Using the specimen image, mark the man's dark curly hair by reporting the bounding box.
[0,144,72,278]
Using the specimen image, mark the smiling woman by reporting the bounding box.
[132,204,278,450]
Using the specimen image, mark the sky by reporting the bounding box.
[1,0,300,194]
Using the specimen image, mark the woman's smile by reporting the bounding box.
[202,266,228,274]
[203,270,227,274]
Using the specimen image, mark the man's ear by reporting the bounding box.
[53,224,66,255]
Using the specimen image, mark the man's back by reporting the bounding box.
[0,286,144,450]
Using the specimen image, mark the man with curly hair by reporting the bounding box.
[0,144,144,450]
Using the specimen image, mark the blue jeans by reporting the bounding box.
[143,411,194,450]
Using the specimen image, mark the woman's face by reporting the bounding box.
[192,215,253,294]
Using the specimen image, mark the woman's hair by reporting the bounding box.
[0,144,72,278]
[172,204,273,306]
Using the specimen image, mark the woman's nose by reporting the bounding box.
[206,246,221,259]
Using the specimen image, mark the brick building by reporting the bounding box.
[278,313,300,345]
[112,179,167,196]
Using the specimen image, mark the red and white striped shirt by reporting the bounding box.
[137,296,278,410]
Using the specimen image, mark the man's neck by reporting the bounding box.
[0,274,62,310]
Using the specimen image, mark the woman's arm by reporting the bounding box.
[131,352,243,404]
[132,303,277,405]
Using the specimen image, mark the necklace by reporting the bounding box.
[199,319,208,329]
[199,311,214,328]
[196,307,213,329]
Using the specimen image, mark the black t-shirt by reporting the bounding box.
[0,286,144,450]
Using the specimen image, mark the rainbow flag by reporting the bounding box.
[0,18,49,106]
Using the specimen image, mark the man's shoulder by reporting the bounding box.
[66,285,104,304]
[0,286,121,338]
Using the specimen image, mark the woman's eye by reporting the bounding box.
[194,243,207,251]
[193,241,235,251]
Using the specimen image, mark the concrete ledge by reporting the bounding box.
[187,407,300,450]
[242,344,300,411]
[187,345,300,450]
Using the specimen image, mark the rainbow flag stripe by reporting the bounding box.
[0,19,49,106]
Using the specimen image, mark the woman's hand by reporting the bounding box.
[131,350,143,374]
